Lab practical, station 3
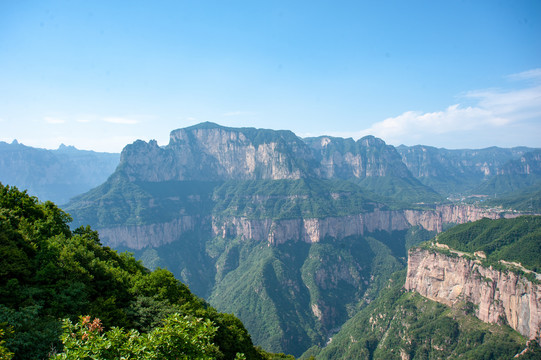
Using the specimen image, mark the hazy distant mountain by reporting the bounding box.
[396,145,537,196]
[0,140,119,205]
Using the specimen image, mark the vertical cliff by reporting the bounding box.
[211,204,517,246]
[405,247,541,341]
[118,123,314,181]
[305,135,411,179]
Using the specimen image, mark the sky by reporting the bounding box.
[1,0,540,152]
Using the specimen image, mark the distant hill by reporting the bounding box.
[397,145,538,196]
[0,140,119,205]
[432,215,541,272]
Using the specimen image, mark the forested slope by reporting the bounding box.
[0,183,289,360]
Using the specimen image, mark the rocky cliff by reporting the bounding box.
[98,216,200,250]
[397,145,533,180]
[305,135,411,179]
[396,145,536,195]
[211,204,518,245]
[118,123,420,183]
[405,247,541,341]
[496,150,541,176]
[95,202,518,249]
[119,123,313,182]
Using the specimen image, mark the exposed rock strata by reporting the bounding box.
[98,216,198,249]
[119,123,416,182]
[405,248,541,341]
[98,204,517,249]
[119,125,311,181]
[212,205,517,245]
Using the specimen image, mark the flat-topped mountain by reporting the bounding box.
[119,122,415,182]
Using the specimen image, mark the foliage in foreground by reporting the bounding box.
[53,314,219,360]
[0,183,280,359]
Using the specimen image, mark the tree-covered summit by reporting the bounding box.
[433,215,541,272]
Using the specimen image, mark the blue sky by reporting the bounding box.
[1,0,540,152]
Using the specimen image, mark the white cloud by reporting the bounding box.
[464,85,541,122]
[44,116,65,124]
[103,117,139,125]
[506,68,541,82]
[356,69,541,148]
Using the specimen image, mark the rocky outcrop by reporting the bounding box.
[95,202,517,249]
[98,216,198,249]
[305,135,411,179]
[397,145,532,180]
[118,123,421,183]
[405,248,541,341]
[212,205,517,245]
[497,150,541,175]
[119,123,312,182]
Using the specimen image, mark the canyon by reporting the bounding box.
[57,123,541,356]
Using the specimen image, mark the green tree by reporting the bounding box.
[53,314,220,359]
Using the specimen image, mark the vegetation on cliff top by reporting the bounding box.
[0,183,288,359]
[212,178,379,220]
[434,216,541,272]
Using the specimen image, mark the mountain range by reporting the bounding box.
[0,140,119,205]
[2,122,540,358]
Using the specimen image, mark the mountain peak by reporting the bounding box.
[57,143,78,151]
[184,121,224,130]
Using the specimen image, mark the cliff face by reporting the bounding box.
[405,247,541,340]
[396,145,537,195]
[211,204,517,245]
[98,202,517,249]
[305,135,411,179]
[98,216,201,250]
[119,124,313,182]
[118,123,417,183]
[397,145,531,180]
[497,150,541,176]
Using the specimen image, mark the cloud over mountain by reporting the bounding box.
[358,69,541,148]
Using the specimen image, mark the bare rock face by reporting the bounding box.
[212,205,517,245]
[397,145,532,180]
[119,123,311,182]
[98,216,197,249]
[305,135,411,179]
[496,150,541,175]
[119,124,415,183]
[405,248,541,341]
